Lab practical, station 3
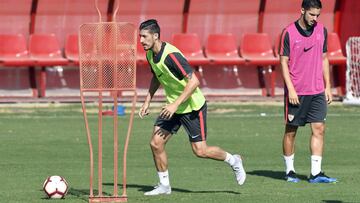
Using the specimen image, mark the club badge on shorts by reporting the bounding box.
[288,114,295,122]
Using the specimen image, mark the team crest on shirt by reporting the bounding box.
[288,114,295,122]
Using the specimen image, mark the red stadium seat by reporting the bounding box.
[116,0,185,42]
[240,33,278,97]
[0,0,32,37]
[273,34,285,90]
[172,33,209,65]
[327,32,346,65]
[0,0,36,97]
[205,34,245,65]
[29,33,68,66]
[240,33,279,65]
[0,34,34,66]
[187,0,260,45]
[35,0,108,46]
[65,34,79,65]
[29,33,68,97]
[274,34,281,58]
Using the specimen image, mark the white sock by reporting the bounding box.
[224,152,236,166]
[283,154,295,174]
[158,170,170,186]
[311,155,322,176]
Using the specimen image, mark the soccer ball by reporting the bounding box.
[43,175,69,199]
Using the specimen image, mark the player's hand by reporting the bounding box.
[325,87,333,104]
[288,89,300,105]
[160,103,178,120]
[139,102,150,119]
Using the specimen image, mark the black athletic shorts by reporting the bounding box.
[284,92,327,126]
[154,102,207,142]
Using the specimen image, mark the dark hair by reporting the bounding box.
[139,19,161,39]
[302,0,322,10]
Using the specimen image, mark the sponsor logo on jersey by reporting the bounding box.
[304,45,314,52]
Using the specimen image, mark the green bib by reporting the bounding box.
[147,42,205,114]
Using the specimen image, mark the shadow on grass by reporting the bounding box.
[247,170,308,181]
[68,188,112,202]
[103,183,241,194]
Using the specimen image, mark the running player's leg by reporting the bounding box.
[191,141,226,160]
[150,126,172,172]
[182,103,246,185]
[190,141,246,185]
[145,116,181,195]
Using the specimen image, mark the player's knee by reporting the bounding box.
[149,139,163,152]
[284,134,295,140]
[312,125,325,138]
[193,148,207,158]
[312,130,324,138]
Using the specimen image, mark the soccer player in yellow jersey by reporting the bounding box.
[138,19,246,195]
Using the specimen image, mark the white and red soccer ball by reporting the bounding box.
[43,175,69,199]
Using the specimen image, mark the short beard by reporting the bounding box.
[305,20,313,29]
[145,44,154,51]
[302,15,314,30]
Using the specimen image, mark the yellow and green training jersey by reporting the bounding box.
[146,42,205,114]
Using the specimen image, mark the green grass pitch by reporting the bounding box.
[0,102,359,203]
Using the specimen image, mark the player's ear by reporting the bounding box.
[301,8,305,15]
[154,33,159,40]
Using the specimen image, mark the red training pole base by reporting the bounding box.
[89,196,128,202]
